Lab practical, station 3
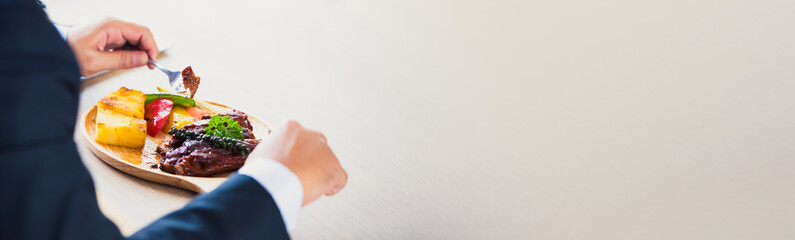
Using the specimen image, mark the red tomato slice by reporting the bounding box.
[145,98,174,137]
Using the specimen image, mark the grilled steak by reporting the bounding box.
[156,110,260,176]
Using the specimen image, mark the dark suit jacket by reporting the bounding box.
[0,0,290,239]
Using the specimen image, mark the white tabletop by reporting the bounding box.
[45,0,795,239]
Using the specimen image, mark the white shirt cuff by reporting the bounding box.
[238,158,303,231]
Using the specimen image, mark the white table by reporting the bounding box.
[45,0,795,238]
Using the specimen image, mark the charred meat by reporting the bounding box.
[182,66,201,98]
[156,110,260,176]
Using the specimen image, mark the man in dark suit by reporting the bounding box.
[0,0,348,239]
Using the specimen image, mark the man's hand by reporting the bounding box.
[66,18,158,76]
[249,120,348,206]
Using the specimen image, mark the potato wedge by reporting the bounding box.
[95,106,147,148]
[98,87,145,119]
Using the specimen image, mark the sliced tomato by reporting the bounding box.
[186,107,208,120]
[144,98,174,137]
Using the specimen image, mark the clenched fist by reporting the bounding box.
[247,120,348,206]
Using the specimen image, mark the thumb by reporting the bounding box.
[94,50,148,70]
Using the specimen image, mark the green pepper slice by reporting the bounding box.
[145,93,196,107]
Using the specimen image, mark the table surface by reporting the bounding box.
[44,0,795,239]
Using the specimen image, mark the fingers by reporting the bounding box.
[326,168,348,196]
[69,18,162,75]
[122,25,158,69]
[91,50,149,72]
[97,19,159,69]
[118,22,157,69]
[314,130,344,197]
[108,20,158,58]
[318,132,328,143]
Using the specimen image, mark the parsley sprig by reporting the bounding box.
[204,115,244,139]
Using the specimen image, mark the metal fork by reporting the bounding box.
[148,59,187,93]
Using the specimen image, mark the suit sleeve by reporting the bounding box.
[130,175,290,240]
[0,2,289,240]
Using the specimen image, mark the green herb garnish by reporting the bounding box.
[205,115,244,140]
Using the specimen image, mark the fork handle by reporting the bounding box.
[148,59,169,74]
[148,59,159,68]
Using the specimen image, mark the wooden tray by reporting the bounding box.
[80,101,271,193]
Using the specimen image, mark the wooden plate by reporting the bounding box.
[80,101,271,193]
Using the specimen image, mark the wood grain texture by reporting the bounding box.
[80,101,271,193]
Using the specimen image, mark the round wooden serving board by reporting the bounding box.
[80,101,271,193]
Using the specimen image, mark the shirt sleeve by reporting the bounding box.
[238,158,304,231]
